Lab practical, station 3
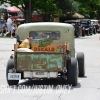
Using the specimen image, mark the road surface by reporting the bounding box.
[0,34,100,100]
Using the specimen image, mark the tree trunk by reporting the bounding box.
[24,1,29,23]
[90,11,94,19]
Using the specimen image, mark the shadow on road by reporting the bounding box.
[8,78,81,90]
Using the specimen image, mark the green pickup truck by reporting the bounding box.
[6,22,85,86]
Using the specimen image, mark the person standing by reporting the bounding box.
[0,21,3,36]
[4,15,13,38]
[13,22,18,34]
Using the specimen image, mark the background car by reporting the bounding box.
[15,18,25,27]
[91,19,100,33]
[64,20,82,37]
[80,19,94,36]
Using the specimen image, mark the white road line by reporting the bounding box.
[75,39,86,44]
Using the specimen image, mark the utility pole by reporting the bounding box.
[28,0,32,23]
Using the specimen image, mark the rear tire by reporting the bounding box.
[77,52,85,77]
[67,58,77,86]
[75,28,79,38]
[82,29,85,37]
[93,28,96,34]
[86,30,89,36]
[6,59,19,86]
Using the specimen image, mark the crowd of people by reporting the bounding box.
[0,15,18,38]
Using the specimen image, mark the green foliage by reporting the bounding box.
[2,0,100,20]
[54,0,80,14]
[1,0,79,15]
[32,0,61,15]
[75,0,100,18]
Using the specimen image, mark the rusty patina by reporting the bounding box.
[16,52,64,72]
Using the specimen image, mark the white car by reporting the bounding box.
[91,19,100,33]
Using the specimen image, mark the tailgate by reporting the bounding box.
[15,52,64,72]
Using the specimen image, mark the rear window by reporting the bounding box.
[81,20,90,24]
[29,31,60,40]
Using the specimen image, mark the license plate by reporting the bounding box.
[8,73,21,80]
[35,72,44,75]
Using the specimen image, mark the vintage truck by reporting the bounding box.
[6,22,85,86]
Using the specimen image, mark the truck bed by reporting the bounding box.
[15,52,65,72]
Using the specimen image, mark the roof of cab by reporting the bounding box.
[17,22,74,41]
[18,22,73,28]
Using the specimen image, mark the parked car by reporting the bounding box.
[8,12,23,21]
[6,22,85,86]
[64,20,82,37]
[91,19,100,33]
[15,18,25,27]
[80,19,95,35]
[98,20,100,33]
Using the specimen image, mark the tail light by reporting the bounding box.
[10,54,14,59]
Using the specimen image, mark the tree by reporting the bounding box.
[75,0,100,19]
[32,0,62,21]
[0,0,29,22]
[0,0,61,22]
[54,0,80,21]
[54,0,79,14]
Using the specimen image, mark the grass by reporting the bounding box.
[0,33,15,38]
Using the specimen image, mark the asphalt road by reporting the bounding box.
[0,34,100,100]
